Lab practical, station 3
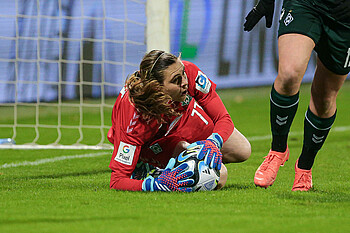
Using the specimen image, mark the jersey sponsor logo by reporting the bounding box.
[149,143,163,155]
[284,12,293,26]
[195,71,211,94]
[115,141,136,165]
[122,145,130,153]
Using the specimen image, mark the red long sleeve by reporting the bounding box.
[200,92,234,142]
[108,88,160,191]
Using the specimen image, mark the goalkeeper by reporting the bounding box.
[107,50,251,191]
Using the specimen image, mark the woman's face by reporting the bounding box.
[162,59,188,102]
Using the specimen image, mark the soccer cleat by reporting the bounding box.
[292,159,312,191]
[254,147,289,188]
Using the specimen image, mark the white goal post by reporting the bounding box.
[0,0,170,149]
[146,0,170,52]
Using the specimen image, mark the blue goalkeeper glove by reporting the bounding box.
[187,134,223,170]
[207,133,223,149]
[142,158,194,192]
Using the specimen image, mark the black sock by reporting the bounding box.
[270,85,299,152]
[298,107,336,170]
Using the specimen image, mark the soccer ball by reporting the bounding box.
[174,145,220,191]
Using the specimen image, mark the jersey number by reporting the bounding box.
[191,102,208,125]
[345,48,350,68]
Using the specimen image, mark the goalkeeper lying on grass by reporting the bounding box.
[107,50,251,191]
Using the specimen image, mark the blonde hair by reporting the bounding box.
[126,50,181,122]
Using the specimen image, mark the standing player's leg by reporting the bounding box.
[272,34,315,151]
[292,58,348,191]
[254,34,315,188]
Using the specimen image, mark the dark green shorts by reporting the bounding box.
[278,0,350,75]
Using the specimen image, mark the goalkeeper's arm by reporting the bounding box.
[109,141,144,191]
[109,138,194,191]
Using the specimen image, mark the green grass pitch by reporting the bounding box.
[1,82,350,232]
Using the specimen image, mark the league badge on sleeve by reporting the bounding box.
[195,71,211,94]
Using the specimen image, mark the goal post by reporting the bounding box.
[0,0,170,149]
[146,0,170,52]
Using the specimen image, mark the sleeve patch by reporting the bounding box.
[115,141,136,165]
[195,71,211,94]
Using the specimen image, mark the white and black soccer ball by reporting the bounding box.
[174,145,220,191]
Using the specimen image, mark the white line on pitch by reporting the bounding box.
[1,125,349,169]
[0,152,110,169]
[247,125,350,141]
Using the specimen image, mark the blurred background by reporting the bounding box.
[0,0,319,104]
[0,0,339,148]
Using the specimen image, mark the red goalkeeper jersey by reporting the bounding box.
[108,61,234,191]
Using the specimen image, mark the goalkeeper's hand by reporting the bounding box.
[187,133,223,170]
[142,158,194,192]
[244,0,275,32]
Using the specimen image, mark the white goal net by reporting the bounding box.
[0,0,168,149]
